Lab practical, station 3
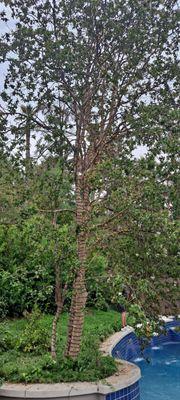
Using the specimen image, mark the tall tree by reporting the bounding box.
[1,0,179,358]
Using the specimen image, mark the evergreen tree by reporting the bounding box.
[1,0,179,357]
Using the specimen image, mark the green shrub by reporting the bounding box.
[0,377,4,386]
[0,220,55,318]
[0,217,76,319]
[16,308,50,354]
[0,326,16,351]
[0,298,8,320]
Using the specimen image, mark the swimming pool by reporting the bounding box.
[134,341,180,400]
[111,322,180,400]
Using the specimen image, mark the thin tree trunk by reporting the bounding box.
[51,305,63,358]
[51,276,67,358]
[51,263,63,358]
[51,214,67,359]
[25,124,31,176]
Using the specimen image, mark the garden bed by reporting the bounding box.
[0,309,121,383]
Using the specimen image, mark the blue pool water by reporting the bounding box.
[134,342,180,400]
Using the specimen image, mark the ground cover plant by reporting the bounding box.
[0,309,120,383]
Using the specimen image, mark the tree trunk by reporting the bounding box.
[25,124,31,176]
[65,172,88,358]
[51,302,63,358]
[65,232,87,358]
[51,214,67,359]
[51,262,65,359]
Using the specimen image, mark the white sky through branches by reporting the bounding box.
[0,2,148,160]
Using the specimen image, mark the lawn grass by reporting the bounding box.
[0,308,121,383]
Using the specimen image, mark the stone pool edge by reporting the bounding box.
[0,327,141,400]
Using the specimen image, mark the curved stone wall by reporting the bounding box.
[101,328,141,400]
[106,380,140,400]
[0,360,141,400]
[111,331,141,362]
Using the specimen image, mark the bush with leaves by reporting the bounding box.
[0,325,16,352]
[0,215,76,319]
[86,254,110,310]
[16,307,50,354]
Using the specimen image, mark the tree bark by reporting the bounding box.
[65,170,88,358]
[51,262,65,359]
[65,233,87,358]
